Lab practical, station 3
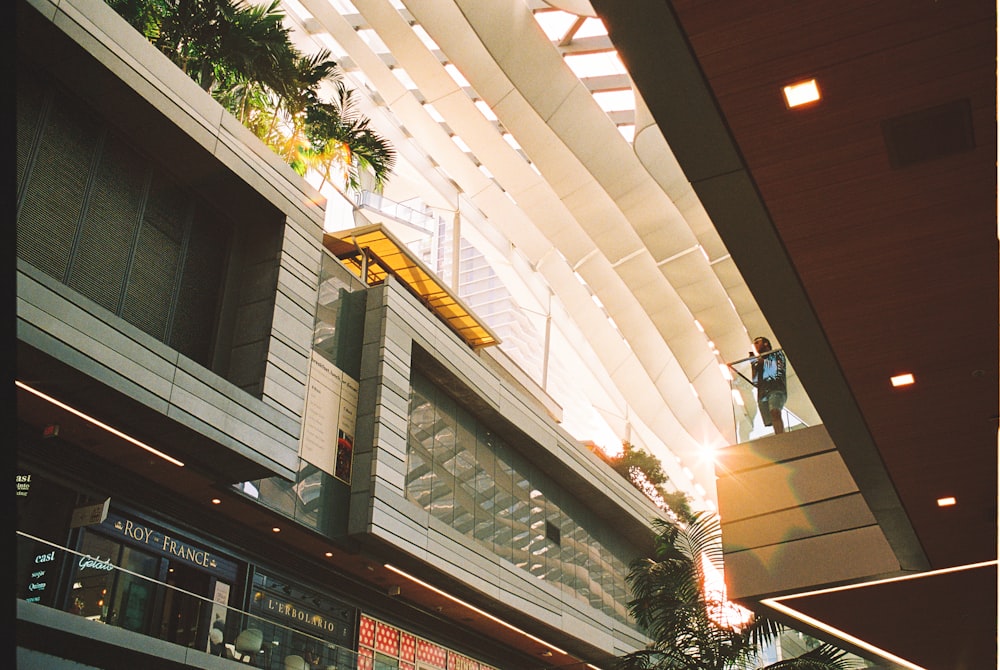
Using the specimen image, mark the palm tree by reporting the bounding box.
[104,0,395,191]
[303,84,396,193]
[615,512,862,670]
[153,0,232,82]
[106,0,294,94]
[261,50,340,172]
[105,0,168,40]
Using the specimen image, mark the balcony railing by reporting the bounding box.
[16,531,391,670]
[726,348,811,443]
[355,191,441,233]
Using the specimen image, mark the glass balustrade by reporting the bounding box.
[16,531,391,670]
[355,191,441,233]
[726,348,817,443]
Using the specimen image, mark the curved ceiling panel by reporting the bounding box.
[283,0,794,507]
[538,0,596,18]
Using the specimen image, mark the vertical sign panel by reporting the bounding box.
[300,352,343,476]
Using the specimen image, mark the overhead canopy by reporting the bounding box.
[324,224,500,350]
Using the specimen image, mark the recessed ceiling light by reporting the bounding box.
[210,498,221,505]
[783,79,820,108]
[890,373,915,387]
[271,526,281,533]
[937,496,957,507]
[324,551,333,558]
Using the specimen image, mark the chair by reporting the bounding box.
[284,655,308,670]
[208,627,226,656]
[233,628,264,663]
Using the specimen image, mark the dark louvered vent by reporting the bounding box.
[67,133,146,313]
[16,74,45,192]
[17,72,278,397]
[882,99,975,169]
[16,91,101,281]
[122,171,188,341]
[171,207,230,365]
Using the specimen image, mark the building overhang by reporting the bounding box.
[324,224,500,350]
[16,342,288,488]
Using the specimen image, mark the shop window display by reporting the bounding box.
[68,532,160,629]
[358,615,496,670]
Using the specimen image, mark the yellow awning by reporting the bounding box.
[323,224,500,350]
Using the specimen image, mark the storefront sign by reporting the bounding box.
[77,555,115,572]
[262,595,344,635]
[22,548,61,605]
[100,513,237,579]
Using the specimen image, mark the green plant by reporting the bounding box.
[615,512,862,670]
[105,0,395,191]
[600,442,693,522]
[303,84,397,193]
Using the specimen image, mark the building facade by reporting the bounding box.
[14,0,665,668]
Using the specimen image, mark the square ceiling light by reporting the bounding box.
[783,79,820,108]
[890,373,915,387]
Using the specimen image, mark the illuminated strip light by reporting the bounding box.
[16,380,185,467]
[383,564,568,655]
[762,560,998,670]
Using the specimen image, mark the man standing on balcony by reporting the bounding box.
[751,336,787,434]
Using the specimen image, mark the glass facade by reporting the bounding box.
[406,371,634,624]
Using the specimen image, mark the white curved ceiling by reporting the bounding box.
[282,0,813,508]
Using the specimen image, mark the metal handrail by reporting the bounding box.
[16,531,375,669]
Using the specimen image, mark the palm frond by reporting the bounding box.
[105,0,394,200]
[623,511,859,670]
[764,643,863,670]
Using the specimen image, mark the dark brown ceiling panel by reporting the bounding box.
[593,0,997,668]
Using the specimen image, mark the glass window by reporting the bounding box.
[527,472,549,578]
[69,532,161,632]
[406,377,436,509]
[509,452,531,571]
[452,412,477,537]
[428,391,457,526]
[492,442,516,563]
[404,372,638,623]
[472,426,496,550]
[543,487,563,584]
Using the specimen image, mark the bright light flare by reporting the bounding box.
[701,553,753,631]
